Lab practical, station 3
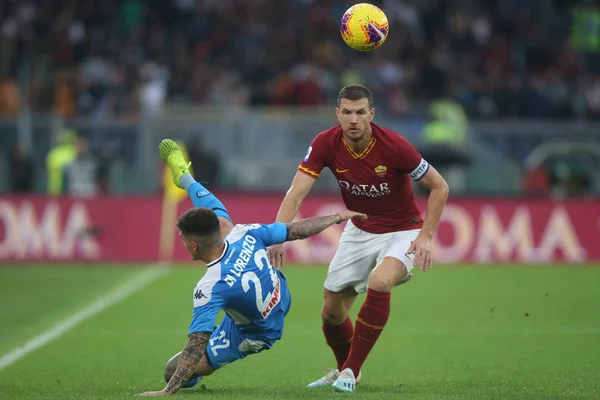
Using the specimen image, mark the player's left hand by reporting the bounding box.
[407,234,432,272]
[136,390,169,396]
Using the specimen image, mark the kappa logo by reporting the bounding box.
[194,289,207,300]
[375,165,387,178]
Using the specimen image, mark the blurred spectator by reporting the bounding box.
[582,75,600,119]
[549,160,592,198]
[0,0,598,119]
[523,167,551,197]
[53,69,76,118]
[8,145,34,193]
[186,136,222,189]
[139,61,170,117]
[0,74,20,116]
[523,147,596,198]
[119,0,145,35]
[419,85,470,193]
[46,129,78,196]
[78,48,115,117]
[62,137,99,197]
[570,1,600,73]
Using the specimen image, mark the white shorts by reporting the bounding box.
[324,220,420,294]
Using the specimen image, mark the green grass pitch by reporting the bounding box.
[1,264,599,399]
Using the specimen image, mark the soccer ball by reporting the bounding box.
[340,3,389,51]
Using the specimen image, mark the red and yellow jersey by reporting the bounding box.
[298,123,429,234]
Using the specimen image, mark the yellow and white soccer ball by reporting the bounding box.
[340,3,389,51]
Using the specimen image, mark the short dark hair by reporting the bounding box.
[337,84,373,108]
[176,208,221,238]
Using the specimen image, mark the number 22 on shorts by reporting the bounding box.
[210,330,230,356]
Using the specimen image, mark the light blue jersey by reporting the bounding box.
[188,222,292,368]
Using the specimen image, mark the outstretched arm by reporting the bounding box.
[286,210,366,241]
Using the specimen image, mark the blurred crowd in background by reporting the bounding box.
[1,0,600,199]
[1,0,600,119]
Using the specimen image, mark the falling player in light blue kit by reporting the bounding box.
[137,140,366,397]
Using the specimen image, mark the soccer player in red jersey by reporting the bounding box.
[267,84,449,392]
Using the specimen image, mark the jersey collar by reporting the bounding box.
[342,135,376,159]
[206,240,230,268]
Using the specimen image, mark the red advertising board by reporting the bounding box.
[0,194,598,264]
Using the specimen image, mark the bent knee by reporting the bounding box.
[368,273,396,292]
[321,310,348,325]
[321,288,356,325]
[368,259,408,292]
[321,304,348,325]
[164,352,214,381]
[164,352,180,381]
[164,366,176,382]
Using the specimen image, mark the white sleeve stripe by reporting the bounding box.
[408,158,430,181]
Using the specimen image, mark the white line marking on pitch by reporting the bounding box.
[0,265,170,372]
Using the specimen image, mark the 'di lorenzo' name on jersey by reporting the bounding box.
[224,234,257,287]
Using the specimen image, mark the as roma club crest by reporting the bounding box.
[375,165,387,178]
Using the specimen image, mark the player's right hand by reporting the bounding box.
[337,210,368,222]
[268,243,285,269]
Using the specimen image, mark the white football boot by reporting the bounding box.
[307,368,361,388]
[307,368,339,388]
[331,368,357,392]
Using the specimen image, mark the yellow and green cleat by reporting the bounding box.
[159,139,191,189]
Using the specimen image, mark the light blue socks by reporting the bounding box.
[180,173,231,221]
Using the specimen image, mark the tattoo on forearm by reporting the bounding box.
[287,214,341,240]
[164,332,210,394]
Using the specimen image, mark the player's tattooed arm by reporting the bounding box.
[163,331,210,395]
[286,214,341,240]
[286,210,366,240]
